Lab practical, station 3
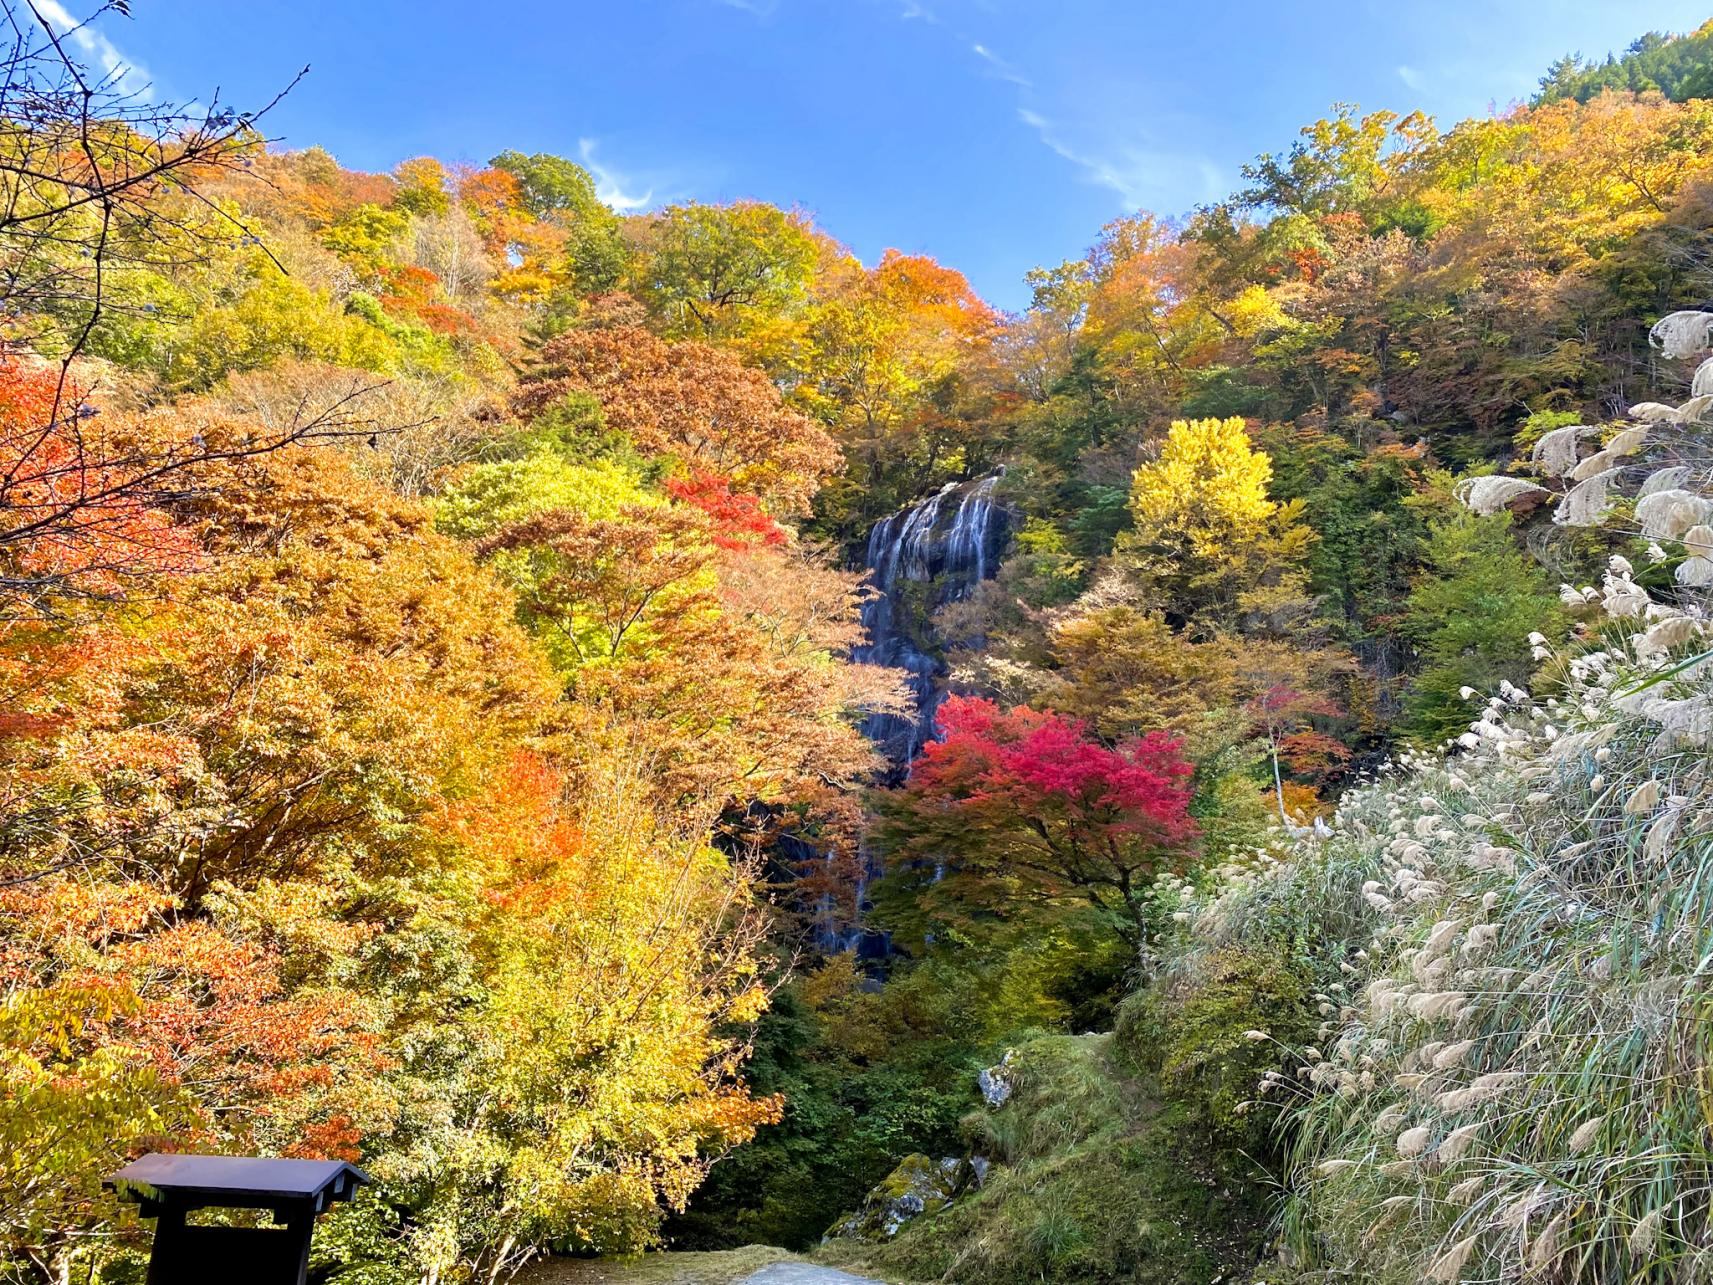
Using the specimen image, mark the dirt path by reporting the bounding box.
[516,1249,887,1285]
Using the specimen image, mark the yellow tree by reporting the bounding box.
[1122,416,1323,640]
[1117,417,1350,822]
[1129,415,1277,557]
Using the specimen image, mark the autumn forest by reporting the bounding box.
[10,6,1713,1285]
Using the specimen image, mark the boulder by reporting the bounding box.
[827,1154,973,1241]
[978,1049,1016,1107]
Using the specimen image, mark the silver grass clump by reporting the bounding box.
[1606,425,1649,457]
[1682,393,1713,423]
[1631,394,1713,424]
[1455,475,1548,516]
[1567,449,1616,482]
[1675,556,1713,586]
[1636,489,1712,539]
[1639,466,1694,497]
[1637,615,1702,658]
[1182,311,1713,1285]
[1250,639,1713,1283]
[1474,397,1695,529]
[1551,467,1620,527]
[1649,310,1713,358]
[1693,356,1713,398]
[1530,425,1591,478]
[1629,400,1686,423]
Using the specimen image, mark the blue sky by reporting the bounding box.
[65,0,1713,310]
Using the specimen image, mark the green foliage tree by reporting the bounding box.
[639,200,820,336]
[490,149,606,222]
[1400,508,1565,743]
[1537,21,1713,104]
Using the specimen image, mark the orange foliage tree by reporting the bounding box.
[0,421,786,1281]
[515,320,840,515]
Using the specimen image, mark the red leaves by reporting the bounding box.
[1278,730,1352,777]
[877,696,1200,947]
[1247,683,1343,732]
[919,696,1197,846]
[666,470,788,550]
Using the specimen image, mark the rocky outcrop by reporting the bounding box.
[977,1049,1016,1108]
[852,474,1010,767]
[826,1154,978,1241]
[827,1055,1012,1243]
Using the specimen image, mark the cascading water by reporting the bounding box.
[814,473,1010,955]
[852,472,1010,769]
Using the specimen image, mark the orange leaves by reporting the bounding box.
[516,323,840,515]
[379,262,441,308]
[0,881,175,985]
[252,149,398,230]
[457,165,525,231]
[103,918,375,1073]
[781,248,1004,512]
[0,360,200,609]
[438,750,590,919]
[1274,780,1327,826]
[870,248,1001,344]
[290,1114,365,1162]
[1,877,389,1171]
[683,1084,784,1149]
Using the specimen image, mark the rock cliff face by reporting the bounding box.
[811,476,1008,954]
[851,474,1009,768]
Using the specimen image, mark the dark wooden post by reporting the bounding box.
[141,1204,185,1285]
[107,1154,371,1285]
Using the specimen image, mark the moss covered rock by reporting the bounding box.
[827,1153,973,1241]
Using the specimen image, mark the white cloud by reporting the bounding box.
[578,138,655,212]
[971,42,1030,89]
[958,25,1217,216]
[31,1,153,100]
[1017,107,1221,212]
[718,0,936,25]
[1397,64,1424,90]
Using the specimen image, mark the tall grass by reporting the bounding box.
[1153,347,1713,1283]
[1267,666,1713,1282]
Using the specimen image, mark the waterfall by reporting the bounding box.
[810,474,1008,956]
[852,472,1010,768]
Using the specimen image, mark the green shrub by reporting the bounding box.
[825,1034,1275,1285]
[1117,947,1316,1149]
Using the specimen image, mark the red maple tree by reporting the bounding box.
[666,470,788,550]
[875,696,1198,948]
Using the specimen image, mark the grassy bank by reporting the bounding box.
[821,1031,1272,1284]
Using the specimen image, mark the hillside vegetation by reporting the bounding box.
[6,5,1713,1284]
